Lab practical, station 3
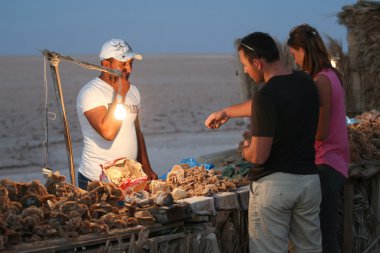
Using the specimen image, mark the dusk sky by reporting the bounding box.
[0,0,357,56]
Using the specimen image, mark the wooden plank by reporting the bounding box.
[236,185,249,210]
[349,161,380,179]
[213,191,240,210]
[186,215,210,222]
[148,232,186,243]
[176,196,216,215]
[69,232,186,253]
[8,226,146,253]
[146,203,191,224]
[7,222,185,253]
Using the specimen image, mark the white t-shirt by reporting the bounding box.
[76,77,140,181]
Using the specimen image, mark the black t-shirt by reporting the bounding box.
[250,70,319,180]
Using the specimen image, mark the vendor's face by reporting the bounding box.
[109,58,134,78]
[289,47,304,68]
[239,49,263,83]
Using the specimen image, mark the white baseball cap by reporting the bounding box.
[99,39,142,62]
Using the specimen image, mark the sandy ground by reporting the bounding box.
[0,54,248,183]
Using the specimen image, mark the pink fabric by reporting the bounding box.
[315,69,350,177]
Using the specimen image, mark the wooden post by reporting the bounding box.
[46,55,76,185]
[346,29,363,114]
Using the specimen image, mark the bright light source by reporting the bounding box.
[114,103,126,120]
[330,57,339,68]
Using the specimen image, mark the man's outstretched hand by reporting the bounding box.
[205,110,229,129]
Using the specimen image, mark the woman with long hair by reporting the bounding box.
[287,24,349,253]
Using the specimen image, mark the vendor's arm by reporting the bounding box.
[242,136,272,164]
[314,74,332,141]
[205,99,252,129]
[84,73,130,141]
[135,115,158,180]
[84,99,123,141]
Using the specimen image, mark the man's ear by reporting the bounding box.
[252,59,260,69]
[101,59,110,67]
[257,61,262,70]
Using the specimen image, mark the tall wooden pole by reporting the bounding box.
[41,50,121,185]
[45,53,76,185]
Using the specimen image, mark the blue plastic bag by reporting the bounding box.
[346,116,359,125]
[180,157,215,170]
[180,157,200,167]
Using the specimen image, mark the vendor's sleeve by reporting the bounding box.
[77,86,106,113]
[251,92,277,137]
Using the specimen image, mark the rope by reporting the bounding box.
[48,53,60,67]
[66,57,109,72]
[41,50,121,76]
[42,56,56,176]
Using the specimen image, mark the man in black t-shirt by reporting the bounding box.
[205,32,322,253]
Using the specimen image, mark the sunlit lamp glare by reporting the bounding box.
[330,58,338,68]
[114,103,126,120]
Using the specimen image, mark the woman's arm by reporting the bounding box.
[314,74,332,141]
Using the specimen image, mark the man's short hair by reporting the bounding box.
[239,32,280,63]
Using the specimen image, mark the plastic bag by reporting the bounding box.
[100,157,148,193]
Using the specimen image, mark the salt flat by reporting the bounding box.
[0,54,248,183]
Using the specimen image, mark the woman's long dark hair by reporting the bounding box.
[287,24,343,84]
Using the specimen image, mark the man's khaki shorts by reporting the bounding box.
[248,172,322,253]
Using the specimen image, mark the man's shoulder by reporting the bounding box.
[292,71,315,86]
[79,78,106,93]
[274,70,311,82]
[83,77,105,88]
[78,78,107,101]
[268,70,314,89]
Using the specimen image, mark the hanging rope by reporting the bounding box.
[42,56,57,176]
[48,52,60,67]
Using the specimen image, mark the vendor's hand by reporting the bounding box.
[241,140,251,160]
[148,171,158,180]
[205,111,229,129]
[111,72,131,100]
[243,139,251,148]
[241,147,246,160]
[144,168,158,180]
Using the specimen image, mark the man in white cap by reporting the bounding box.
[76,39,158,190]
